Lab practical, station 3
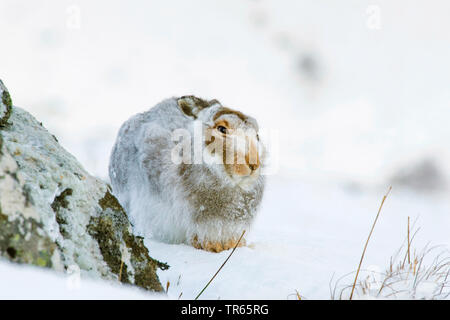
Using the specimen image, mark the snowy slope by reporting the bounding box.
[2,177,448,299]
[149,177,450,299]
[0,0,449,299]
[0,260,164,299]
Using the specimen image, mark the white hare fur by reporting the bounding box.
[109,96,265,252]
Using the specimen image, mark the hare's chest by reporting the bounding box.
[189,187,258,222]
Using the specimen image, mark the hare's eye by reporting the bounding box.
[217,126,227,134]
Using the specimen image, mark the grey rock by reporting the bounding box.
[0,80,166,292]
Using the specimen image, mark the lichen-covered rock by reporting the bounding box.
[0,80,12,128]
[0,80,167,292]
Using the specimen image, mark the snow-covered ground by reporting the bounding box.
[0,259,163,299]
[149,177,450,299]
[0,0,449,299]
[2,177,448,299]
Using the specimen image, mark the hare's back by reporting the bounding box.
[109,98,188,207]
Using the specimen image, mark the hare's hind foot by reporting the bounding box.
[191,236,246,253]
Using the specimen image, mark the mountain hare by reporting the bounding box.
[109,96,265,252]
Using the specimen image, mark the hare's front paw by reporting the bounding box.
[191,236,246,253]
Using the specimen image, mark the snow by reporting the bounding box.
[2,175,448,299]
[0,259,163,299]
[0,0,449,299]
[149,176,450,299]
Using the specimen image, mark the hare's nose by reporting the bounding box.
[245,141,260,172]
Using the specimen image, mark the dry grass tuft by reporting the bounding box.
[349,186,392,299]
[331,217,450,300]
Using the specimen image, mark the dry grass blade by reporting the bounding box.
[407,216,411,265]
[333,216,450,299]
[195,230,246,300]
[349,186,392,300]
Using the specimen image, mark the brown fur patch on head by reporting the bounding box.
[223,147,253,178]
[208,99,221,106]
[177,96,220,119]
[246,140,260,169]
[180,95,211,109]
[213,107,248,122]
[178,100,195,118]
[223,131,260,178]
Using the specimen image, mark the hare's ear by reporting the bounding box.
[177,96,220,119]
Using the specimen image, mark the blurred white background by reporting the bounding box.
[1,0,449,191]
